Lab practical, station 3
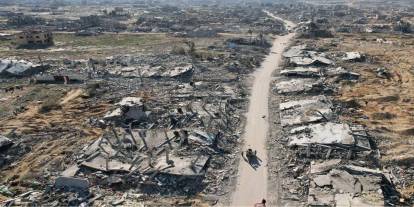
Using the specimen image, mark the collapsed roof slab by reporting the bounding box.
[310,159,342,174]
[162,64,194,78]
[283,44,306,58]
[274,79,324,94]
[104,97,149,122]
[324,67,360,80]
[289,57,315,66]
[308,161,385,207]
[0,59,47,77]
[288,123,371,151]
[289,54,334,67]
[80,154,136,173]
[310,55,334,66]
[280,67,321,77]
[279,96,332,127]
[152,154,210,177]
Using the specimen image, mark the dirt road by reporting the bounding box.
[231,14,296,206]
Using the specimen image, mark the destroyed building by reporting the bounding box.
[268,40,401,206]
[297,21,334,38]
[7,14,45,27]
[0,59,49,77]
[15,29,54,48]
[0,1,412,206]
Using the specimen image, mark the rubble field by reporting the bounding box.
[0,3,286,206]
[266,1,414,206]
[1,0,414,206]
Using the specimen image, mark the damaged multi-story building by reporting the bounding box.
[15,29,54,48]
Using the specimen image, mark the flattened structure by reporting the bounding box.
[308,161,384,207]
[280,67,321,77]
[288,123,371,151]
[274,79,323,94]
[279,96,332,126]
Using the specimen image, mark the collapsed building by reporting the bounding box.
[271,43,399,206]
[57,88,242,196]
[0,59,49,77]
[308,160,394,206]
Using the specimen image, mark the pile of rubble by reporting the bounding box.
[271,44,400,206]
[0,59,49,77]
[37,74,244,204]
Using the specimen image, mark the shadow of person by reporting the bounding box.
[248,155,262,170]
[242,152,262,171]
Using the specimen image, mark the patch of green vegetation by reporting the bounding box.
[54,33,168,48]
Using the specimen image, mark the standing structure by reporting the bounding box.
[15,29,54,48]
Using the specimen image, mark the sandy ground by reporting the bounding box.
[231,14,296,206]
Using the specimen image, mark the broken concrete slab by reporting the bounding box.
[329,169,358,194]
[313,174,331,187]
[81,154,134,173]
[153,154,210,176]
[61,165,80,177]
[283,45,307,58]
[162,64,194,78]
[324,67,360,80]
[116,97,143,107]
[274,79,324,94]
[279,96,332,127]
[188,130,216,146]
[280,67,321,77]
[0,59,48,77]
[0,135,13,151]
[308,162,385,207]
[310,55,334,66]
[55,177,89,192]
[104,97,149,123]
[288,52,334,66]
[343,165,383,176]
[310,159,342,174]
[288,123,371,151]
[308,188,334,206]
[289,57,315,66]
[342,52,365,62]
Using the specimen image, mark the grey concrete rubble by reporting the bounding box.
[270,40,400,206]
[289,55,333,66]
[0,135,13,151]
[104,97,149,123]
[280,67,321,77]
[297,21,334,38]
[283,45,334,66]
[54,177,89,192]
[57,85,242,196]
[283,45,307,58]
[279,96,332,126]
[375,67,392,79]
[0,59,49,77]
[308,161,385,207]
[288,122,372,151]
[273,79,324,94]
[1,2,411,206]
[342,52,365,62]
[324,67,360,80]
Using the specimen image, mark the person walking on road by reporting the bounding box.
[254,199,266,207]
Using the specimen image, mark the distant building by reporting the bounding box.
[107,7,130,17]
[15,29,54,48]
